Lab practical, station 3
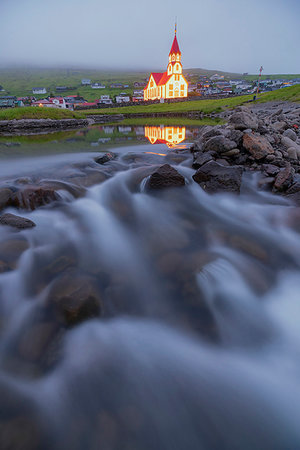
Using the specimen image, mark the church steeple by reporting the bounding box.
[168,25,182,75]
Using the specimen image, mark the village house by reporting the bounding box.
[91,83,106,89]
[0,96,18,108]
[144,26,188,101]
[110,83,124,89]
[31,99,58,108]
[134,82,146,88]
[32,87,47,95]
[81,79,91,85]
[116,93,130,103]
[99,95,113,105]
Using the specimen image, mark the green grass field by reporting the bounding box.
[0,107,85,120]
[82,85,300,116]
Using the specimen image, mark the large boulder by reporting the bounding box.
[203,136,236,154]
[193,161,243,193]
[243,134,274,160]
[147,164,185,189]
[0,188,13,210]
[11,187,59,211]
[0,213,36,229]
[192,152,213,169]
[228,111,258,131]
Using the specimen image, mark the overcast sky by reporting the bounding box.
[0,0,299,74]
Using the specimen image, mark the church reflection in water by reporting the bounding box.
[144,126,186,148]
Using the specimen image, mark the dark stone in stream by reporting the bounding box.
[0,213,36,229]
[95,152,116,165]
[147,164,185,189]
[0,239,29,269]
[192,152,213,169]
[192,161,243,194]
[47,271,102,326]
[0,188,13,210]
[203,136,236,154]
[11,186,59,211]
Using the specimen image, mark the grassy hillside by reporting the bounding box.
[82,85,300,116]
[0,107,85,120]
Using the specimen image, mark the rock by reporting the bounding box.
[192,161,243,194]
[202,128,223,141]
[287,147,297,160]
[47,272,102,326]
[0,188,13,210]
[221,148,240,157]
[243,134,274,160]
[273,163,294,192]
[272,121,287,132]
[95,152,116,165]
[147,164,185,189]
[258,177,275,189]
[286,182,300,195]
[0,213,36,229]
[18,323,57,362]
[203,136,236,154]
[0,239,29,268]
[192,152,213,169]
[283,129,297,141]
[262,164,280,176]
[224,129,244,146]
[228,111,258,131]
[11,187,59,211]
[0,416,40,450]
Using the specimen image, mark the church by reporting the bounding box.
[144,26,188,101]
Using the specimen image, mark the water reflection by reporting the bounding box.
[144,126,186,148]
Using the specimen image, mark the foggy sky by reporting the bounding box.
[1,0,299,74]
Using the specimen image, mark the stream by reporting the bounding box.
[0,123,300,449]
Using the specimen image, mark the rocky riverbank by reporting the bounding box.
[190,101,300,202]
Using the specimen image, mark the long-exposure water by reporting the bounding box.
[0,123,300,449]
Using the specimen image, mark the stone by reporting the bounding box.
[192,152,213,169]
[202,128,223,141]
[0,188,13,210]
[228,111,258,131]
[287,147,297,160]
[221,148,240,157]
[147,164,185,189]
[272,121,287,132]
[283,129,297,141]
[95,152,116,165]
[243,134,274,160]
[273,163,294,192]
[11,187,59,211]
[203,136,236,154]
[47,271,102,326]
[0,239,29,268]
[262,164,280,176]
[192,161,243,194]
[258,177,275,189]
[0,213,36,229]
[224,129,244,146]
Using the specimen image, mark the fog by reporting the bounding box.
[0,0,299,74]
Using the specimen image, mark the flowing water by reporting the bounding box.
[0,124,300,449]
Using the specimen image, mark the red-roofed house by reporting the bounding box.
[144,27,188,101]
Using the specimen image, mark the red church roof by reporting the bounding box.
[169,34,181,55]
[151,73,164,84]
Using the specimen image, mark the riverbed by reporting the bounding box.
[0,121,300,450]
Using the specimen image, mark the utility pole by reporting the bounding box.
[256,66,264,97]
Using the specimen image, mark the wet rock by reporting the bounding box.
[258,177,275,189]
[228,111,258,131]
[18,323,57,362]
[47,272,102,326]
[283,129,297,141]
[262,164,280,176]
[95,152,116,165]
[221,148,240,157]
[224,129,244,146]
[11,187,59,211]
[0,416,40,450]
[0,239,29,268]
[243,134,274,160]
[193,161,243,194]
[0,188,13,210]
[273,163,294,192]
[203,136,236,154]
[192,152,213,169]
[0,213,36,229]
[202,128,223,141]
[147,164,185,189]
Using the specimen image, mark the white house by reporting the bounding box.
[48,97,67,109]
[116,94,130,103]
[32,87,47,95]
[91,83,106,89]
[100,95,113,105]
[81,79,91,85]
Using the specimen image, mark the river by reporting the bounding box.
[0,123,300,449]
